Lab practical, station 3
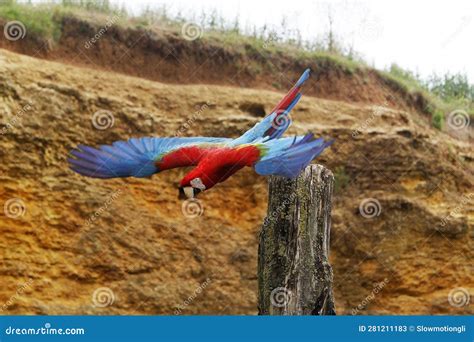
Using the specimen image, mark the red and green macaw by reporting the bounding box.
[68,69,333,199]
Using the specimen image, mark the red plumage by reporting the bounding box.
[157,145,210,170]
[270,84,300,114]
[179,145,261,189]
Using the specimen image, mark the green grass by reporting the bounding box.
[432,110,444,130]
[0,2,60,40]
[1,0,472,131]
[0,1,126,41]
[380,64,473,130]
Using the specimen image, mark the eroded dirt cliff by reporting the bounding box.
[0,49,472,315]
[0,15,431,115]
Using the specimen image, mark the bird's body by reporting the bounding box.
[68,69,333,198]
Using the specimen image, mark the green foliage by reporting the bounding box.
[0,0,127,41]
[59,0,122,14]
[432,110,444,130]
[426,73,473,101]
[0,1,60,39]
[386,64,473,130]
[386,64,424,92]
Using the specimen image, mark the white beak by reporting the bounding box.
[183,186,194,199]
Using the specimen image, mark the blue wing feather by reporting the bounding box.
[254,134,333,178]
[68,137,231,179]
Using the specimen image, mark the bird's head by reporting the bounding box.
[179,170,211,199]
[178,164,231,199]
[178,178,206,199]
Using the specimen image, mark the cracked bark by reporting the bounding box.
[258,164,336,315]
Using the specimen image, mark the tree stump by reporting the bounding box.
[258,164,336,315]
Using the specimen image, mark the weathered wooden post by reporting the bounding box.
[258,164,336,315]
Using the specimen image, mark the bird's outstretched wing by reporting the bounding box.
[253,133,333,178]
[68,137,231,178]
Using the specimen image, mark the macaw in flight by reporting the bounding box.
[68,69,333,199]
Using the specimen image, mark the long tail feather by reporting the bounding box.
[230,69,312,146]
[264,68,311,139]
